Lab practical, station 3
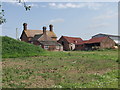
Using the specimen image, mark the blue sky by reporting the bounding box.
[1,1,118,40]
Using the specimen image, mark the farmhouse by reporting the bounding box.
[20,23,57,43]
[92,33,120,45]
[30,27,63,51]
[20,23,63,51]
[75,37,116,50]
[58,36,83,51]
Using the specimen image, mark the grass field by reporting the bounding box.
[2,50,118,88]
[2,36,44,58]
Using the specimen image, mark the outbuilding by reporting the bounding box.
[58,36,83,51]
[76,37,116,50]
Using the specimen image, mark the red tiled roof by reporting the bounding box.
[88,37,108,43]
[62,36,83,44]
[77,37,108,45]
[76,40,88,45]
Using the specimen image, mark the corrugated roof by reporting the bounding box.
[39,41,62,46]
[24,30,57,38]
[76,40,89,45]
[88,37,108,43]
[62,36,83,44]
[92,33,120,38]
[76,37,108,45]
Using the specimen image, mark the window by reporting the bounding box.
[81,45,83,47]
[44,46,49,49]
[74,41,77,43]
[56,46,59,49]
[62,41,64,45]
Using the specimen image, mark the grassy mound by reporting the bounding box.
[2,36,45,58]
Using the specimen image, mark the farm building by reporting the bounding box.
[20,23,62,51]
[20,23,57,43]
[33,41,63,51]
[30,27,53,42]
[30,27,63,51]
[75,37,116,50]
[58,36,83,51]
[92,33,120,45]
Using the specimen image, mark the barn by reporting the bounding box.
[92,33,120,46]
[58,36,83,51]
[75,37,116,50]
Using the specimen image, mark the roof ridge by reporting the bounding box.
[63,36,81,39]
[25,29,50,31]
[94,33,120,37]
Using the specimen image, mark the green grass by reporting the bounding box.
[56,70,118,88]
[2,36,45,58]
[1,36,119,88]
[2,50,118,88]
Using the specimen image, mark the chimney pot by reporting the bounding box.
[43,26,47,34]
[23,23,27,30]
[49,24,53,31]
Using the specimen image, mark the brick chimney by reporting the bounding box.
[49,24,53,32]
[23,23,27,30]
[43,26,47,35]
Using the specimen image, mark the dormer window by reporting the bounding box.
[74,40,77,43]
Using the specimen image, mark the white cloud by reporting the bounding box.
[28,4,39,8]
[8,2,102,10]
[2,0,120,2]
[48,2,103,10]
[86,3,103,10]
[7,1,23,6]
[49,18,64,24]
[7,1,39,8]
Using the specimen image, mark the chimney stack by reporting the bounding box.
[43,26,47,35]
[23,23,27,30]
[49,24,53,32]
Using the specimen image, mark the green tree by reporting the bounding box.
[0,0,31,25]
[0,4,6,25]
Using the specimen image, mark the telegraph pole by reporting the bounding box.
[16,28,18,40]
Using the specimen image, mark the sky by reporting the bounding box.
[1,1,118,40]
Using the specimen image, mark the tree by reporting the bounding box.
[18,0,31,11]
[0,4,6,25]
[0,0,31,25]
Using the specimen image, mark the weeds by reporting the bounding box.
[2,36,118,88]
[2,50,118,88]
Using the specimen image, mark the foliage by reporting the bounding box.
[2,36,45,58]
[0,4,6,25]
[17,0,31,11]
[0,0,31,25]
